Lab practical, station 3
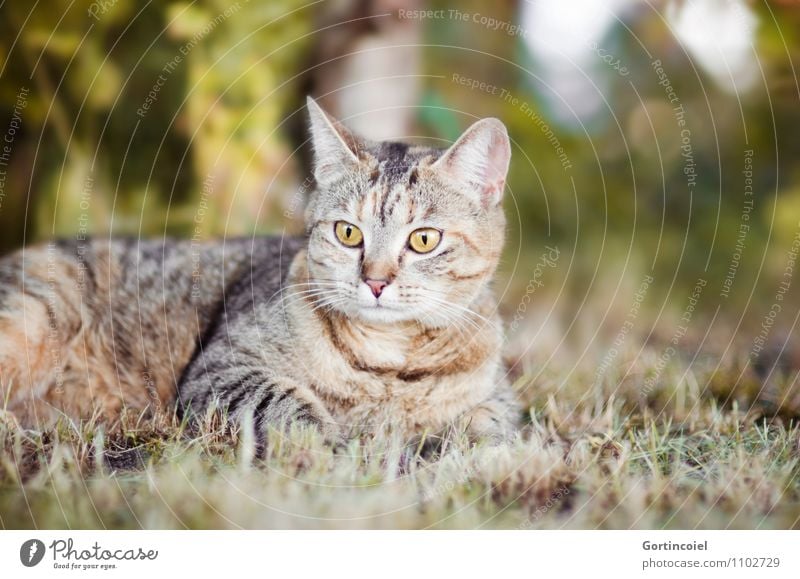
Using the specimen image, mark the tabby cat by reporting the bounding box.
[0,98,518,442]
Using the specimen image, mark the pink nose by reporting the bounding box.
[364,279,388,298]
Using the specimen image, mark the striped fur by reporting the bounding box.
[0,99,519,442]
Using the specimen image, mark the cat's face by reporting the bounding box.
[302,97,510,328]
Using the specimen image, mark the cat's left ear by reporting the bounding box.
[433,118,511,207]
[307,96,363,186]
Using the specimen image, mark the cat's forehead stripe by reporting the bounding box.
[369,141,441,185]
[378,142,411,184]
[352,141,444,227]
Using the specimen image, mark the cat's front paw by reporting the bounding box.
[297,410,344,446]
[269,388,343,446]
[462,389,520,443]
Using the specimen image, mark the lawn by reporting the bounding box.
[1,340,799,529]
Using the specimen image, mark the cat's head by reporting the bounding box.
[302,97,510,327]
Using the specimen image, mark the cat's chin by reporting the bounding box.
[349,305,418,325]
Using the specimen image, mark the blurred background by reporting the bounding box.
[1,0,800,374]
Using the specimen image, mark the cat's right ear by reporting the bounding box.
[307,96,362,186]
[433,118,511,207]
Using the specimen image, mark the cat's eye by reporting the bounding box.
[408,228,442,254]
[334,221,363,247]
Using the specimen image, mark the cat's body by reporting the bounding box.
[0,99,519,442]
[0,236,262,425]
[180,240,513,441]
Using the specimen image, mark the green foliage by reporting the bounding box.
[1,1,799,318]
[0,0,313,246]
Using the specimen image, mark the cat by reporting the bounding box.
[0,97,519,443]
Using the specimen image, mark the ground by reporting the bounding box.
[1,341,799,529]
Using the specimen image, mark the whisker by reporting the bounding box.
[423,294,493,326]
[420,295,485,331]
[412,297,478,337]
[274,288,343,312]
[421,308,470,341]
[309,296,350,315]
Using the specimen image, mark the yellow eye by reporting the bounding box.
[334,221,363,247]
[408,228,442,253]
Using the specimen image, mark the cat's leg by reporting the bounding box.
[229,374,340,442]
[461,382,520,442]
[180,360,340,443]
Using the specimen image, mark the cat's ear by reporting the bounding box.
[433,118,511,206]
[307,96,362,185]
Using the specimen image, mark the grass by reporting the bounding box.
[1,339,799,529]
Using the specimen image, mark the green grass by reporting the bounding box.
[1,345,799,529]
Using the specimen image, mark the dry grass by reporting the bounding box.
[1,336,799,529]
